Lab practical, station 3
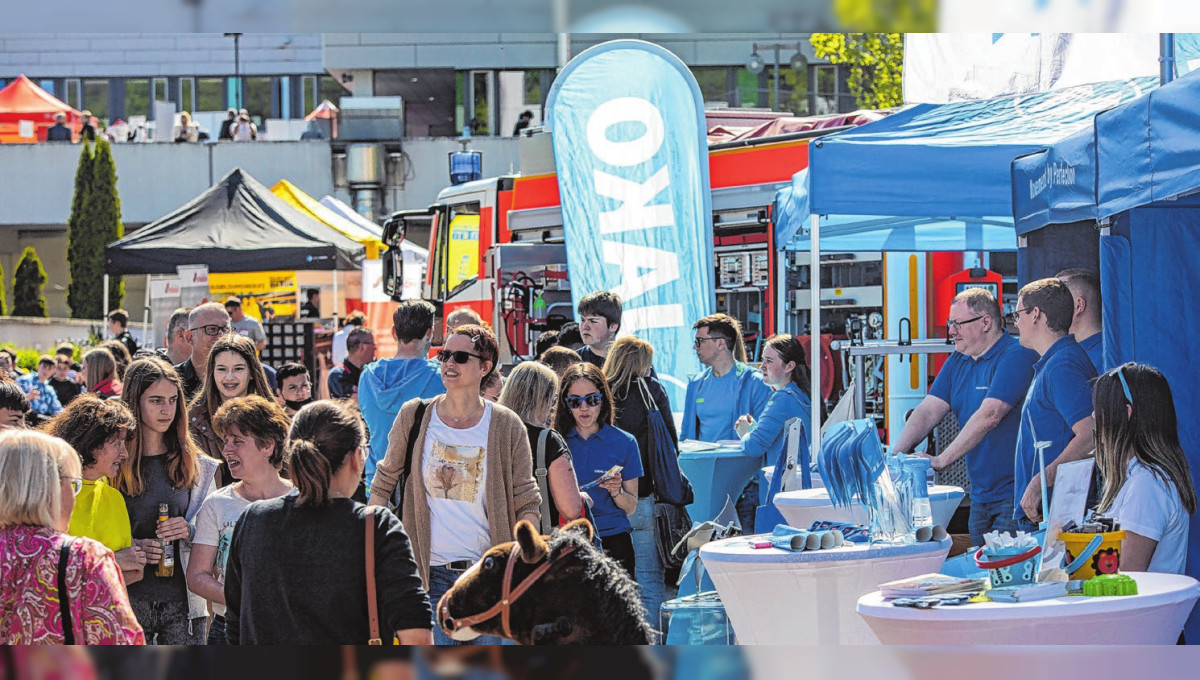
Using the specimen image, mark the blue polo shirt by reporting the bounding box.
[691,363,773,442]
[1077,333,1104,373]
[565,424,643,538]
[1013,335,1097,520]
[928,333,1037,504]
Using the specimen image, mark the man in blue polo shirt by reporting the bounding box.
[1010,278,1098,530]
[1057,268,1104,373]
[894,288,1037,545]
[682,313,773,529]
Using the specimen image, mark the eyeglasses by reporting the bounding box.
[693,336,721,348]
[563,392,603,410]
[189,324,231,337]
[1108,365,1134,407]
[946,315,985,330]
[1004,307,1032,324]
[436,349,485,364]
[63,476,82,496]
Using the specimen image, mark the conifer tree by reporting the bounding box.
[12,247,48,317]
[66,142,96,317]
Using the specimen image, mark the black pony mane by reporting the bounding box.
[544,526,656,644]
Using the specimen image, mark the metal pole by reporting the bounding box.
[1160,33,1176,86]
[810,214,822,460]
[235,34,241,110]
[143,274,152,348]
[103,275,109,322]
[773,45,781,112]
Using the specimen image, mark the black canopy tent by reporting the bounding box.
[105,167,365,275]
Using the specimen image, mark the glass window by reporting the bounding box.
[814,65,838,115]
[124,78,150,119]
[318,75,349,109]
[39,80,55,95]
[64,79,82,110]
[153,78,169,104]
[774,66,807,115]
[692,67,732,107]
[83,79,109,120]
[302,75,318,114]
[471,71,491,136]
[180,78,195,113]
[197,78,224,111]
[736,68,762,108]
[244,77,271,121]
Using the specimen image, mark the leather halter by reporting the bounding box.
[439,542,577,641]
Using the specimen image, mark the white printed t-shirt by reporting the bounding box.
[425,401,492,566]
[1108,459,1190,575]
[193,482,295,615]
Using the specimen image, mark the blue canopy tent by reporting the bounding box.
[773,79,1154,469]
[1019,69,1200,642]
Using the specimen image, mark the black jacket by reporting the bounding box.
[611,376,678,498]
[46,123,72,141]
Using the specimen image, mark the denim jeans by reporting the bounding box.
[128,598,206,645]
[426,564,515,646]
[206,614,227,645]
[967,498,1020,547]
[630,496,675,631]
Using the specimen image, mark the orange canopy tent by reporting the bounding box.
[0,75,81,143]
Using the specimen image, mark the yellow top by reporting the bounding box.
[68,477,133,553]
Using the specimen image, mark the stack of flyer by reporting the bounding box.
[879,573,988,599]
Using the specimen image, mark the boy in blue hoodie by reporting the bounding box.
[359,300,446,489]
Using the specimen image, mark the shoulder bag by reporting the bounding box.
[389,399,431,512]
[58,537,77,645]
[534,428,552,535]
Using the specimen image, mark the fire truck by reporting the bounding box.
[380,115,1013,424]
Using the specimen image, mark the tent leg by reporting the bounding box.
[332,270,339,326]
[143,275,152,348]
[810,214,822,460]
[103,275,109,323]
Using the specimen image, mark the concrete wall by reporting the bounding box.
[323,33,819,70]
[0,33,323,77]
[0,141,335,227]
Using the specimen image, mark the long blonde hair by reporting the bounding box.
[499,362,559,426]
[602,336,654,401]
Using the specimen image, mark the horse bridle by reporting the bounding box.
[439,542,577,641]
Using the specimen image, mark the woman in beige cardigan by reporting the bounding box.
[368,323,540,646]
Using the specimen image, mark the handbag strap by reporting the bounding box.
[535,428,552,535]
[58,536,76,645]
[391,399,430,509]
[364,506,382,645]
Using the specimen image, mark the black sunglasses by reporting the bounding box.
[564,393,603,410]
[190,324,231,337]
[436,349,485,364]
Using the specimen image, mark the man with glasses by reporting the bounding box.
[893,288,1038,544]
[175,302,233,400]
[1056,268,1105,373]
[1009,278,1098,530]
[682,313,772,530]
[274,362,314,418]
[328,327,376,401]
[359,300,446,489]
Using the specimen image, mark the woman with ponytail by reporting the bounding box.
[222,401,432,645]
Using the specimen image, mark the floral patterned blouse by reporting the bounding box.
[0,525,144,645]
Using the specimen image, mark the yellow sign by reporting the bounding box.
[209,271,298,319]
[447,214,480,291]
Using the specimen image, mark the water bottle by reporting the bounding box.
[904,456,934,527]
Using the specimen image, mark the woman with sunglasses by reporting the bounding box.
[188,335,275,485]
[45,395,146,585]
[368,323,540,646]
[1092,363,1196,574]
[0,430,144,644]
[554,362,642,577]
[114,358,220,645]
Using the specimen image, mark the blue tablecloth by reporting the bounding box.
[679,443,762,524]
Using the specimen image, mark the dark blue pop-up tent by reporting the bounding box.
[772,79,1153,464]
[1013,69,1200,642]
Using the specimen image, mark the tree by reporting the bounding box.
[89,139,125,313]
[12,247,48,317]
[0,258,6,315]
[810,33,906,110]
[66,142,96,318]
[831,0,936,31]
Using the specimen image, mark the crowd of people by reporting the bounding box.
[42,106,270,144]
[1,266,1194,646]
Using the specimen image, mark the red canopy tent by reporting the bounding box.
[0,75,81,143]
